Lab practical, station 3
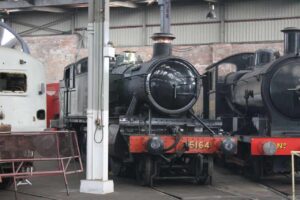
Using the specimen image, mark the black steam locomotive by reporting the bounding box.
[58,32,230,186]
[201,27,300,179]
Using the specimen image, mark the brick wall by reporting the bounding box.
[24,35,87,83]
[24,34,283,83]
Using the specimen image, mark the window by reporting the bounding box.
[37,109,45,120]
[218,63,237,77]
[0,72,27,93]
[64,65,75,88]
[81,60,88,73]
[76,63,82,74]
[256,53,271,66]
[208,72,213,91]
[76,60,87,75]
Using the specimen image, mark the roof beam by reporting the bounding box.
[33,0,89,7]
[0,0,88,9]
[31,6,69,13]
[12,20,67,34]
[0,0,140,10]
[18,15,71,35]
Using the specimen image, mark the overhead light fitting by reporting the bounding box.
[206,2,216,19]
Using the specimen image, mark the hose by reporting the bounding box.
[163,132,182,152]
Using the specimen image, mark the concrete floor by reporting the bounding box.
[0,166,298,200]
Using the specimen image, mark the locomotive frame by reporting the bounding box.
[56,36,234,185]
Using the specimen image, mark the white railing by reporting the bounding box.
[291,151,300,200]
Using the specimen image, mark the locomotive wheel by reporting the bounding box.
[245,157,262,181]
[0,178,13,189]
[135,156,154,186]
[251,158,262,181]
[195,175,208,185]
[196,156,213,185]
[110,157,122,176]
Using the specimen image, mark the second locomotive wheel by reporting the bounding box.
[245,157,263,181]
[135,156,155,186]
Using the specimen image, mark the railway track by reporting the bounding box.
[151,186,182,200]
[151,183,290,200]
[2,170,297,200]
[260,182,290,199]
[150,182,258,200]
[148,171,296,200]
[259,175,300,200]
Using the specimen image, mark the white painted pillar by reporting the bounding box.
[80,0,114,194]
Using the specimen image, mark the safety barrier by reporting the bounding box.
[291,151,300,200]
[0,131,83,196]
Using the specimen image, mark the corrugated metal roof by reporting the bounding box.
[111,27,143,46]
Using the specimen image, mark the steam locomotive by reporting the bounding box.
[57,32,233,185]
[201,27,300,179]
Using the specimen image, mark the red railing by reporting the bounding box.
[0,131,83,196]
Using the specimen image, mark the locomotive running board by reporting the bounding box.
[119,116,222,128]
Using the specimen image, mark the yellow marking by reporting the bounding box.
[188,141,212,150]
[276,143,287,150]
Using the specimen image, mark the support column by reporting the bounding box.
[80,0,114,195]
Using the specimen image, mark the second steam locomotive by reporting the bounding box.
[201,27,300,179]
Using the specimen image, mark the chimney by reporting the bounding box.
[281,27,300,55]
[152,33,175,58]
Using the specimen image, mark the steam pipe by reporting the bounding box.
[152,0,175,58]
[158,0,171,34]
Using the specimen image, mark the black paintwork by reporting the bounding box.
[202,51,300,136]
[110,56,200,116]
[200,28,300,176]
